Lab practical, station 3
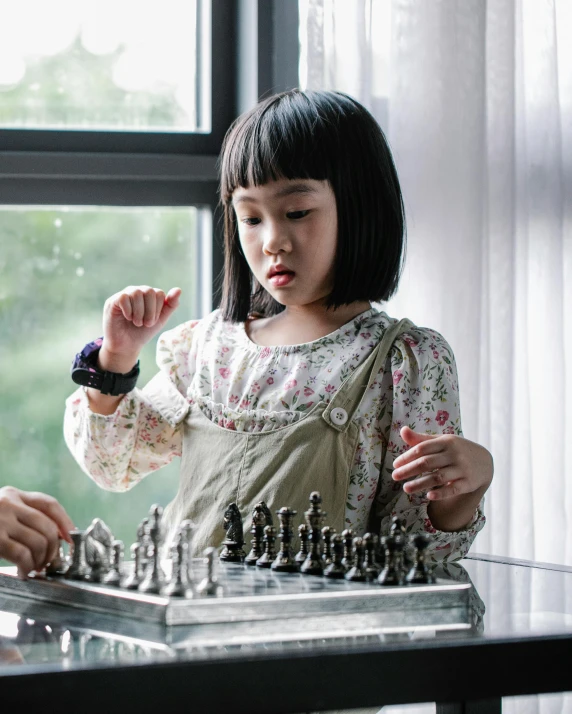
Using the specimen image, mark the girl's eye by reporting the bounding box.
[242,217,261,226]
[287,210,310,220]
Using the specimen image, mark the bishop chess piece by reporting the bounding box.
[345,537,367,582]
[219,503,246,563]
[324,534,346,579]
[363,533,381,581]
[406,533,435,585]
[245,503,269,566]
[321,526,334,566]
[295,523,309,564]
[377,534,406,586]
[256,525,277,568]
[301,492,325,576]
[65,530,89,580]
[272,507,299,573]
[123,542,142,590]
[197,547,223,597]
[341,529,354,570]
[103,540,124,586]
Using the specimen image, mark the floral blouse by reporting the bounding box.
[64,306,485,563]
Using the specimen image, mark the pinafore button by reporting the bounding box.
[330,407,348,425]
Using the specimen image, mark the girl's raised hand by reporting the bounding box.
[392,426,493,501]
[100,286,182,370]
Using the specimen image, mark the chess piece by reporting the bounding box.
[272,507,299,573]
[197,547,223,597]
[345,537,367,582]
[341,529,354,569]
[406,533,435,585]
[363,533,381,581]
[138,542,164,594]
[123,542,142,590]
[377,534,405,586]
[219,503,246,563]
[324,534,346,579]
[46,543,68,576]
[179,520,195,587]
[103,540,124,586]
[84,518,114,582]
[137,516,150,574]
[65,530,89,580]
[295,523,309,564]
[256,525,277,568]
[390,516,411,567]
[301,492,325,576]
[321,526,334,566]
[163,536,189,597]
[245,503,268,566]
[259,502,274,527]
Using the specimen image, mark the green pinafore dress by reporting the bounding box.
[158,318,413,552]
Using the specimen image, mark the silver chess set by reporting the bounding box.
[0,492,473,635]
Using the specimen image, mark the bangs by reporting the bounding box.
[220,90,337,202]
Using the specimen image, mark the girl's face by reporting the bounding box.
[232,178,338,310]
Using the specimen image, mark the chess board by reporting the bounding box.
[0,561,472,640]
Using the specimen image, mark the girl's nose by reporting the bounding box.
[262,222,292,255]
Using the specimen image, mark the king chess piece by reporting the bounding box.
[406,533,435,585]
[245,502,269,566]
[301,492,325,576]
[271,507,299,573]
[324,534,346,579]
[219,503,246,563]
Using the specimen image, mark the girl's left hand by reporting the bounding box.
[392,426,493,501]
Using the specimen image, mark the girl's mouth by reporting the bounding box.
[269,271,295,287]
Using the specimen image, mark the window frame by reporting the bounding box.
[0,0,300,307]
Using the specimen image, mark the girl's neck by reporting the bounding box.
[246,301,372,347]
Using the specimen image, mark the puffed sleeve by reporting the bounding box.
[374,325,486,563]
[63,320,200,492]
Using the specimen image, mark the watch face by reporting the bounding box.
[74,337,103,372]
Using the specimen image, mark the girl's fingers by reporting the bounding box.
[117,292,133,321]
[426,479,467,500]
[130,290,145,327]
[393,437,448,468]
[8,521,50,571]
[153,290,166,325]
[393,452,452,482]
[19,492,75,542]
[2,539,35,578]
[402,466,460,495]
[142,289,157,327]
[160,287,182,323]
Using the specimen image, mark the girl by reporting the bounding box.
[64,90,492,563]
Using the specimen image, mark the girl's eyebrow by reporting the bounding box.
[233,183,319,204]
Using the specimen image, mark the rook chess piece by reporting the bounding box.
[295,523,309,564]
[363,533,381,581]
[245,503,268,566]
[219,503,246,563]
[345,537,367,582]
[324,534,346,579]
[65,530,89,580]
[256,525,277,568]
[271,507,300,573]
[406,533,435,585]
[301,492,325,576]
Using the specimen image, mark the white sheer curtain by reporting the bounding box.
[301,0,572,566]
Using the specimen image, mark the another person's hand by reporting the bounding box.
[98,286,181,373]
[0,487,75,579]
[392,426,493,501]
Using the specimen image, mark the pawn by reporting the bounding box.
[272,507,299,573]
[163,537,189,597]
[321,526,334,566]
[178,520,195,588]
[123,542,142,590]
[363,533,381,581]
[324,534,346,579]
[197,547,223,597]
[406,533,435,585]
[103,540,124,586]
[245,503,267,566]
[341,529,354,570]
[345,537,367,582]
[138,542,164,594]
[377,535,405,586]
[46,543,68,577]
[295,524,309,564]
[256,526,277,568]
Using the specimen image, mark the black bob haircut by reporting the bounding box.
[219,89,406,323]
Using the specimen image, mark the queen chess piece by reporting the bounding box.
[301,492,325,576]
[219,503,246,563]
[324,534,346,579]
[271,507,299,573]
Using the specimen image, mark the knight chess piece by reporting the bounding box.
[295,523,309,564]
[406,533,435,585]
[103,540,124,586]
[84,518,114,582]
[219,503,246,563]
[345,537,367,582]
[321,526,334,566]
[123,542,142,590]
[197,547,223,597]
[65,530,89,580]
[301,492,325,576]
[377,534,406,586]
[363,533,381,581]
[341,528,354,570]
[271,507,299,573]
[324,534,346,579]
[256,525,277,568]
[245,503,269,565]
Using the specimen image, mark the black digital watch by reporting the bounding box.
[71,338,140,396]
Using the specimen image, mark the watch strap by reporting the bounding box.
[71,338,140,396]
